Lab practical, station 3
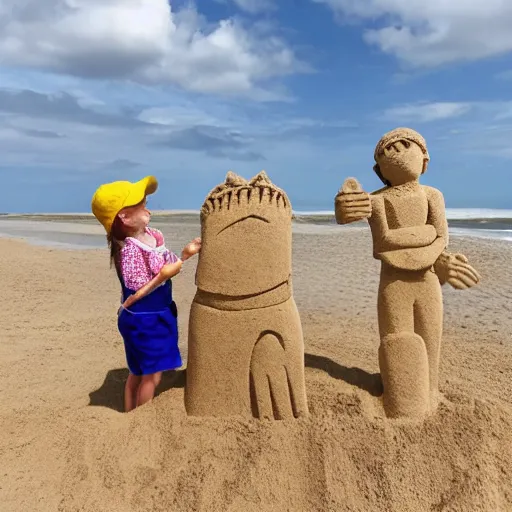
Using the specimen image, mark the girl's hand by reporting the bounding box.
[159,260,183,279]
[122,260,183,309]
[122,295,136,309]
[181,237,202,261]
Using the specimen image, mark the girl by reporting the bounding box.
[91,175,201,412]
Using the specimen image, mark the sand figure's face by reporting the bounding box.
[195,171,292,296]
[374,127,429,187]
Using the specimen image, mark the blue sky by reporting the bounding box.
[1,0,511,213]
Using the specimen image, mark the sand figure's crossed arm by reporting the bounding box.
[336,177,438,247]
[335,177,480,289]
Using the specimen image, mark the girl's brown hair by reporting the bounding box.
[107,215,129,282]
[107,199,146,281]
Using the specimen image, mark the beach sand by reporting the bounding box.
[1,226,511,512]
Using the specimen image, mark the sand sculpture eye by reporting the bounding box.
[383,139,411,156]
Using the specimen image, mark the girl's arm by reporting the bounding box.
[122,260,182,309]
[122,238,201,309]
[120,241,152,291]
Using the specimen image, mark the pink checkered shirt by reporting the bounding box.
[120,227,180,291]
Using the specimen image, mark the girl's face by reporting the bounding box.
[118,198,151,232]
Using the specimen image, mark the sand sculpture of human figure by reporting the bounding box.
[335,127,481,419]
[184,171,309,420]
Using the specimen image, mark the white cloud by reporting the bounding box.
[379,100,512,160]
[494,103,512,120]
[228,0,275,14]
[138,103,355,138]
[384,102,472,123]
[450,123,512,159]
[0,0,306,99]
[0,82,357,174]
[465,101,512,121]
[314,0,512,67]
[496,70,512,81]
[138,105,220,128]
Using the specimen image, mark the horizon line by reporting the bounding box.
[2,207,512,219]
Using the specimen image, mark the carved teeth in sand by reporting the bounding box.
[201,171,290,216]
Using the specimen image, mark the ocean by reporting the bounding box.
[0,208,511,249]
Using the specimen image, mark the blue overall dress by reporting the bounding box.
[117,277,182,376]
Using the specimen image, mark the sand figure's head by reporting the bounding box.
[373,127,429,186]
[195,171,293,296]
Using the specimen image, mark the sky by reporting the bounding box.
[0,0,511,213]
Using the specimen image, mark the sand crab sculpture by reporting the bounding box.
[335,128,481,419]
[185,171,309,420]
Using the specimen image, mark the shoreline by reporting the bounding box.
[0,222,511,252]
[3,207,512,221]
[1,231,511,253]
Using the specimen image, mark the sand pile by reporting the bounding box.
[54,368,512,512]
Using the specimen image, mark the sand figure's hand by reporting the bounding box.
[334,178,372,225]
[250,332,308,420]
[182,237,202,261]
[434,252,481,289]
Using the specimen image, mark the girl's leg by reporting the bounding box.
[125,373,142,412]
[136,371,162,407]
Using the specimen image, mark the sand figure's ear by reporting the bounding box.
[373,163,391,187]
[249,171,271,187]
[421,157,429,175]
[225,171,248,187]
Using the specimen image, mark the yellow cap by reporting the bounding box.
[91,175,158,234]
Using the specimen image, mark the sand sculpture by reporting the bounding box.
[335,127,481,419]
[185,171,309,420]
